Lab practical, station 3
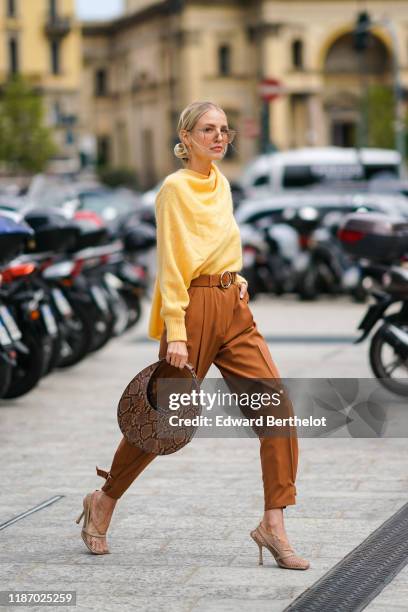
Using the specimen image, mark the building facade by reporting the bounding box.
[81,0,408,188]
[0,0,82,171]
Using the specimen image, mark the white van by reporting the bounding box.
[239,147,402,195]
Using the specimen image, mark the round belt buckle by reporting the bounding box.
[220,270,233,288]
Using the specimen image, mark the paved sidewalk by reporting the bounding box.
[1,296,407,611]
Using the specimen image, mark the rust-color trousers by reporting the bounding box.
[96,276,298,510]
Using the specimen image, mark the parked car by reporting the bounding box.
[237,147,402,198]
[62,188,142,233]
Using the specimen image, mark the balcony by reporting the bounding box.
[44,15,71,38]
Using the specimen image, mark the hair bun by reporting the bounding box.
[174,142,189,161]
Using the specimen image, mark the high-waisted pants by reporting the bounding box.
[96,275,299,510]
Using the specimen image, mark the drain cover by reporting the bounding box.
[284,501,408,612]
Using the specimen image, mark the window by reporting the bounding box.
[7,0,16,17]
[253,174,270,187]
[218,44,231,76]
[245,211,283,227]
[50,39,60,74]
[49,0,57,18]
[65,129,74,145]
[283,165,318,188]
[95,69,108,96]
[52,101,61,124]
[364,164,399,180]
[331,121,356,147]
[282,163,375,188]
[8,37,18,74]
[97,136,111,167]
[292,39,303,70]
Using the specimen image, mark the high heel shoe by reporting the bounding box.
[250,522,310,570]
[75,491,110,555]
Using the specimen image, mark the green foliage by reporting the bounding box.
[363,84,395,149]
[98,166,139,190]
[0,76,56,173]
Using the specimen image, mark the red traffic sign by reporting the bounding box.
[258,78,284,101]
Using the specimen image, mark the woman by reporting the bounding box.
[76,101,310,570]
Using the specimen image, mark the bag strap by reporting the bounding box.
[184,361,197,378]
[157,357,199,383]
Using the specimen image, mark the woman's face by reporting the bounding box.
[181,108,230,163]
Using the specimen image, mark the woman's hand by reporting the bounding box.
[166,341,189,369]
[238,281,248,299]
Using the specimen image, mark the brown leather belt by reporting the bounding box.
[189,271,237,288]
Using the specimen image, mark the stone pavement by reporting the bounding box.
[1,295,407,612]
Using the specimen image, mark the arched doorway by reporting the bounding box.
[322,31,392,146]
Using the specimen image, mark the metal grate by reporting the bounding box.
[0,496,64,530]
[284,501,408,612]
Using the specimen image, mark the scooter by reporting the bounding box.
[354,263,408,396]
[338,210,408,396]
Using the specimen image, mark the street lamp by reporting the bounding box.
[353,11,371,52]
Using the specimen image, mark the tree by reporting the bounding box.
[0,76,56,173]
[362,84,395,150]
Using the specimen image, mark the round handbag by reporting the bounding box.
[117,357,202,455]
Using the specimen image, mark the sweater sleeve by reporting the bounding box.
[155,184,192,343]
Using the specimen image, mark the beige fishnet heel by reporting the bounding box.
[250,522,310,570]
[75,491,110,555]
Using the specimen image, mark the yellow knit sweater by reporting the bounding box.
[148,161,247,342]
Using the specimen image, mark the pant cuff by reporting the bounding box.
[96,465,122,500]
[264,488,297,511]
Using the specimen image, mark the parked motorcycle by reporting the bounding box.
[239,220,301,298]
[295,210,367,302]
[338,211,408,395]
[0,197,154,400]
[0,214,57,398]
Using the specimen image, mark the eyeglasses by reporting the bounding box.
[191,127,236,144]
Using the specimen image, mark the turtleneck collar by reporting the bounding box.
[176,161,220,193]
[178,161,216,178]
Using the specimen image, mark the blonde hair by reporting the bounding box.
[173,101,226,166]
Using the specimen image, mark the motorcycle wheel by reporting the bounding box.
[110,292,130,336]
[44,333,63,375]
[369,316,408,396]
[298,268,319,301]
[120,290,142,330]
[89,308,115,352]
[0,355,13,398]
[3,330,46,399]
[57,302,94,368]
[350,284,368,304]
